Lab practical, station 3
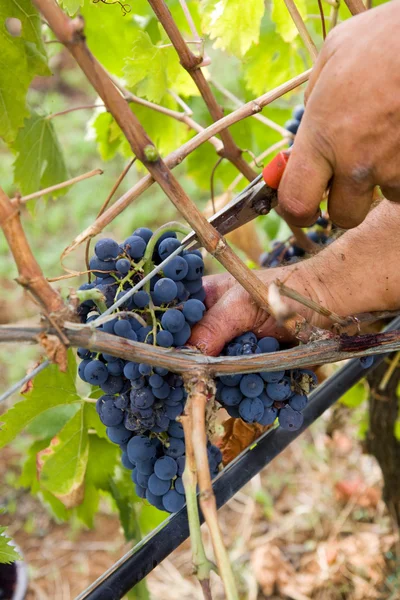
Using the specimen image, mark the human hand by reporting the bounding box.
[189,200,400,355]
[278,2,400,229]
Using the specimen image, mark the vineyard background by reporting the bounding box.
[0,0,399,598]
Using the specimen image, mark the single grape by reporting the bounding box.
[121,451,135,470]
[84,360,109,385]
[257,337,280,353]
[278,405,304,431]
[167,421,184,439]
[154,456,178,480]
[155,231,177,249]
[78,359,91,382]
[148,473,171,496]
[258,406,278,426]
[235,332,257,345]
[166,387,184,404]
[184,254,204,280]
[133,227,153,243]
[154,411,170,431]
[163,256,189,281]
[190,288,206,303]
[135,457,156,475]
[161,309,185,333]
[289,394,308,411]
[220,385,242,406]
[165,404,184,420]
[114,394,129,410]
[145,488,166,511]
[158,238,181,260]
[174,477,185,495]
[123,235,147,259]
[102,318,117,334]
[139,363,152,376]
[106,425,132,445]
[89,256,116,278]
[165,437,185,458]
[239,374,264,398]
[116,258,131,275]
[238,397,264,423]
[152,382,171,400]
[100,375,124,395]
[182,299,205,324]
[156,330,173,348]
[316,216,329,228]
[259,391,274,408]
[127,435,157,462]
[153,278,178,304]
[77,347,91,360]
[148,373,164,389]
[220,374,242,387]
[359,355,375,369]
[106,359,124,376]
[154,366,168,376]
[177,456,185,476]
[172,322,191,346]
[260,370,285,383]
[133,290,150,308]
[266,379,292,401]
[162,489,185,513]
[284,118,300,134]
[131,387,155,409]
[208,444,222,466]
[123,361,140,380]
[95,238,120,261]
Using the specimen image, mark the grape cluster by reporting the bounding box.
[76,228,221,513]
[285,104,304,145]
[215,333,317,431]
[260,214,332,268]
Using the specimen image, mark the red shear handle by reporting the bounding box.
[262,150,290,190]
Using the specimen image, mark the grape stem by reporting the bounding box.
[142,221,191,342]
[179,413,215,596]
[187,374,239,600]
[76,288,108,314]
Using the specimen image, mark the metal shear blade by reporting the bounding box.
[182,174,278,249]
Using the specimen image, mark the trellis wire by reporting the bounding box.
[76,315,400,600]
[0,360,50,404]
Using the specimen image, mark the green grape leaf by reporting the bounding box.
[91,112,122,161]
[27,404,80,439]
[13,111,68,197]
[81,2,139,77]
[244,24,306,96]
[39,406,89,502]
[202,0,265,57]
[108,469,141,541]
[124,31,168,103]
[340,381,368,408]
[272,0,307,43]
[0,0,49,143]
[0,527,21,564]
[395,419,400,441]
[0,351,79,448]
[59,0,84,16]
[18,438,52,492]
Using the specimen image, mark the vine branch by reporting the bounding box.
[283,0,319,61]
[0,186,64,313]
[147,0,257,182]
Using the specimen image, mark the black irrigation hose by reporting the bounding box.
[76,316,400,600]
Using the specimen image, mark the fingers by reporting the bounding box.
[328,173,375,228]
[278,127,333,227]
[380,185,400,203]
[201,272,234,309]
[189,287,267,356]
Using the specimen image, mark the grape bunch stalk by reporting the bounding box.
[77,226,221,513]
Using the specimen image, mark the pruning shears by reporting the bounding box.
[182,149,290,249]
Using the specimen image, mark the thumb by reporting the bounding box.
[278,125,333,227]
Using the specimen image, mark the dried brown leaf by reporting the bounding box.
[334,478,380,508]
[38,332,68,371]
[251,544,295,596]
[220,417,273,465]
